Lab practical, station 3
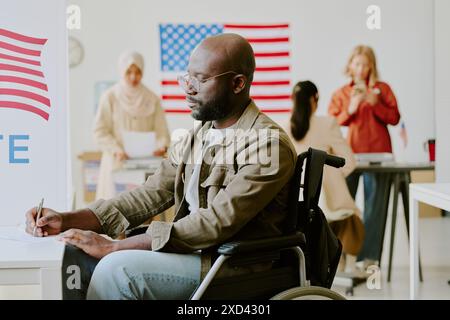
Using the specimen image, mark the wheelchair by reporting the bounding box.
[126,148,346,299]
[189,148,347,300]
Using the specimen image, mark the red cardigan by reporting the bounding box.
[328,81,400,153]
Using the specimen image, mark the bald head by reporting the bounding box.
[192,33,255,82]
[184,34,255,125]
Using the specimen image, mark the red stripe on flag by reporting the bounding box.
[224,24,289,29]
[252,95,291,100]
[252,80,290,86]
[247,37,289,43]
[0,75,48,91]
[162,80,291,86]
[0,89,50,107]
[164,109,191,113]
[161,80,178,85]
[0,40,41,56]
[255,66,290,72]
[162,95,291,100]
[259,108,291,113]
[162,95,186,100]
[0,101,49,120]
[163,108,291,114]
[254,52,289,57]
[0,53,41,66]
[0,63,44,77]
[0,29,47,45]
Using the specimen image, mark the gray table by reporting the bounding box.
[353,162,434,282]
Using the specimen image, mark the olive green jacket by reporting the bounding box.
[88,101,297,277]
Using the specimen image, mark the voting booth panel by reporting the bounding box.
[0,0,69,226]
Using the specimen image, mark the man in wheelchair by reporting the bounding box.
[24,33,315,300]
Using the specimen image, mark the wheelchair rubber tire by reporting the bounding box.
[270,286,346,300]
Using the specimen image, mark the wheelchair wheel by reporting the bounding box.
[270,286,346,300]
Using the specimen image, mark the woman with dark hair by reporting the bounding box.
[289,81,318,141]
[284,80,364,273]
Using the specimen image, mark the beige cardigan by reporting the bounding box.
[284,115,365,255]
[93,87,171,201]
[283,115,361,221]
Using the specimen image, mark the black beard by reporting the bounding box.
[191,92,232,121]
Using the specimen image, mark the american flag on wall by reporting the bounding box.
[159,23,292,113]
[0,28,50,121]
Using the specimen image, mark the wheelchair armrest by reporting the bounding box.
[217,232,306,256]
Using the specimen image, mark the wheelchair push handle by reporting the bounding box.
[325,154,345,168]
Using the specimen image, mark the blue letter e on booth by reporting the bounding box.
[9,135,30,164]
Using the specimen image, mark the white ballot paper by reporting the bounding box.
[0,225,57,243]
[122,130,156,159]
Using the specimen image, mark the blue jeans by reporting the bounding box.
[62,245,201,300]
[346,172,390,261]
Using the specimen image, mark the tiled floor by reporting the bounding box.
[1,216,450,300]
[333,266,450,300]
[332,216,450,299]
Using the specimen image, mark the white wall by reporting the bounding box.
[68,0,435,207]
[435,0,450,182]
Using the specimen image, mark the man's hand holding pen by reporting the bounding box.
[25,207,63,237]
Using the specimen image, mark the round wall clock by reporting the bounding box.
[68,36,84,68]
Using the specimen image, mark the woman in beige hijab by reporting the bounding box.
[94,51,171,200]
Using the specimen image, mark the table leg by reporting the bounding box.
[378,173,392,265]
[409,192,419,300]
[40,267,62,300]
[387,173,400,282]
[401,173,423,282]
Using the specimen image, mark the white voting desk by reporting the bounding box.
[409,183,450,300]
[0,226,65,299]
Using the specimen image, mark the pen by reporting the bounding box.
[32,198,44,237]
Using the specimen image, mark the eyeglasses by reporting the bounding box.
[177,71,238,93]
